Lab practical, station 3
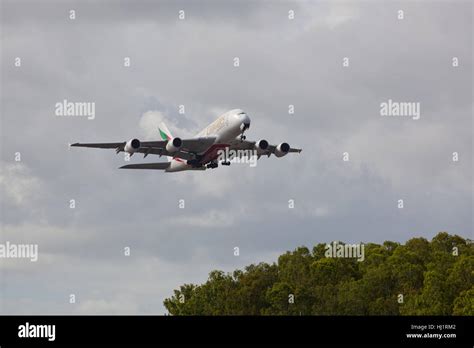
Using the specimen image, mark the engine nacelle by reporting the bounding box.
[124,138,140,154]
[275,142,290,157]
[254,139,269,154]
[166,137,182,153]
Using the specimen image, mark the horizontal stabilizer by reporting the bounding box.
[71,142,124,149]
[120,162,170,170]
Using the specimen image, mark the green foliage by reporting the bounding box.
[453,287,474,315]
[164,233,473,315]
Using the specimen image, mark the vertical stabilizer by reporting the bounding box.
[159,123,173,141]
[158,123,173,162]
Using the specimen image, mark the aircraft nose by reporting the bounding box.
[239,113,251,131]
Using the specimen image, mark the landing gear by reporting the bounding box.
[221,161,231,166]
[187,156,203,168]
[240,121,250,141]
[206,161,218,169]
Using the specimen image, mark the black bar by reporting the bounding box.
[0,315,472,345]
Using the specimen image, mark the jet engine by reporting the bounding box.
[166,137,182,153]
[124,138,141,154]
[254,139,269,154]
[274,142,290,157]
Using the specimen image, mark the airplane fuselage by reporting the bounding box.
[166,109,250,172]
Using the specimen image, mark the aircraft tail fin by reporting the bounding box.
[158,122,174,162]
[159,123,173,141]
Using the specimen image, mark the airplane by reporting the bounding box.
[71,109,302,172]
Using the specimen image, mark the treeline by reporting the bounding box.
[164,233,473,315]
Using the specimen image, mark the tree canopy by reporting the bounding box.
[164,233,473,315]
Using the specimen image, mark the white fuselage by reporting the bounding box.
[166,109,251,172]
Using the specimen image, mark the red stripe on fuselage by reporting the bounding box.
[200,143,229,164]
[172,144,229,165]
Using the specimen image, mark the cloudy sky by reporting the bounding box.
[0,0,472,314]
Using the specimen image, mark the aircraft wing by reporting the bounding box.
[267,144,302,153]
[229,140,302,157]
[71,137,216,160]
